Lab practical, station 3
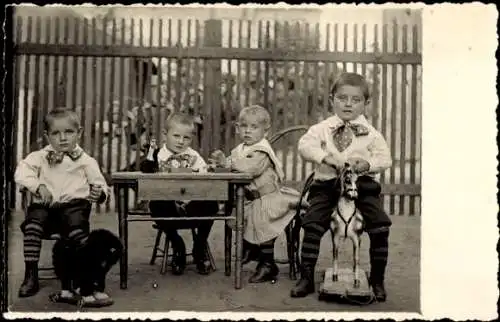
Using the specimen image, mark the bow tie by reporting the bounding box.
[331,122,369,137]
[46,148,83,166]
[331,122,369,152]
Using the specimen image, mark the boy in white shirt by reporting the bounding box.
[290,73,392,302]
[14,107,110,298]
[141,112,219,276]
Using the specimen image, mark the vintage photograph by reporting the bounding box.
[5,4,421,314]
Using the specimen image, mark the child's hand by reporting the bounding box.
[322,154,341,169]
[36,184,53,205]
[347,157,370,173]
[147,138,157,160]
[88,185,104,203]
[149,138,158,151]
[209,150,226,167]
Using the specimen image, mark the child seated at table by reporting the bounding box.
[210,105,302,283]
[140,112,219,276]
[14,107,111,306]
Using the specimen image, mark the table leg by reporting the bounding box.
[234,184,244,289]
[224,185,234,277]
[118,185,129,290]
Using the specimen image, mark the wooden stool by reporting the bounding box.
[149,224,217,275]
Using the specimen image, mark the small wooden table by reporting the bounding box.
[111,171,252,290]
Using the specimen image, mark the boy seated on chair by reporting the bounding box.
[14,107,110,298]
[290,72,392,302]
[140,112,219,276]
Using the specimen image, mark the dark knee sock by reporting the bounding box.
[259,238,276,264]
[368,228,390,284]
[68,228,89,249]
[300,223,327,268]
[23,222,44,262]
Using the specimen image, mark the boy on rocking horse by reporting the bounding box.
[290,72,392,302]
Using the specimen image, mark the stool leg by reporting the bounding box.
[160,233,170,275]
[285,223,297,280]
[224,222,232,276]
[206,243,217,271]
[150,229,163,265]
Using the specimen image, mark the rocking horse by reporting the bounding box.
[318,162,374,304]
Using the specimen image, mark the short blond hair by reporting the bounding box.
[238,105,271,130]
[165,112,196,134]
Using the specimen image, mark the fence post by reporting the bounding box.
[202,19,222,158]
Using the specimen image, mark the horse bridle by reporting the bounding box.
[333,166,359,238]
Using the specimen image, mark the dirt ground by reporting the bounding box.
[7,209,420,313]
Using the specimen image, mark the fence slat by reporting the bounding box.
[372,24,380,130]
[71,17,79,112]
[323,23,331,119]
[117,17,126,187]
[389,21,399,215]
[399,24,408,215]
[42,17,51,139]
[409,25,419,215]
[22,16,32,157]
[380,24,389,211]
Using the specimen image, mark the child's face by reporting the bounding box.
[237,115,268,146]
[164,123,193,154]
[332,85,369,121]
[45,117,82,152]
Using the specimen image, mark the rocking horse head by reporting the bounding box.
[339,162,359,200]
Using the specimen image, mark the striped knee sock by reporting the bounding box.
[300,223,327,268]
[368,228,390,284]
[68,228,89,249]
[24,222,44,262]
[259,238,276,263]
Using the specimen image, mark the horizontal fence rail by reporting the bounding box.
[11,13,422,216]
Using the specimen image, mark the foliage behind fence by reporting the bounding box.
[12,11,422,215]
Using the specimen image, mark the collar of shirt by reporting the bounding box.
[325,114,370,129]
[157,144,193,160]
[43,144,84,160]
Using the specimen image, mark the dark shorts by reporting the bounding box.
[149,200,220,231]
[301,176,392,232]
[22,199,92,237]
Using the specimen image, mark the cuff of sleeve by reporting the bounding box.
[27,183,41,196]
[316,151,330,165]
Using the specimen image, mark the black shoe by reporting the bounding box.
[170,235,186,275]
[242,247,259,265]
[372,283,387,302]
[249,261,279,283]
[192,240,212,275]
[290,265,315,298]
[18,262,39,298]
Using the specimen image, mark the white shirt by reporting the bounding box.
[298,115,392,181]
[156,145,208,173]
[14,145,110,204]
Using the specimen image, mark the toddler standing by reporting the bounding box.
[212,105,302,283]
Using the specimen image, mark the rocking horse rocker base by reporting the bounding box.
[318,267,373,304]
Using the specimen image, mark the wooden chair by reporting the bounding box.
[19,188,60,280]
[149,224,216,275]
[128,204,218,274]
[267,125,311,281]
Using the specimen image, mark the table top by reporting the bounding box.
[111,171,253,183]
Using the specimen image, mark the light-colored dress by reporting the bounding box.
[230,139,302,244]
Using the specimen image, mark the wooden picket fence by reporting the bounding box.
[11,13,422,216]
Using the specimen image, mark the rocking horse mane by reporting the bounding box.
[338,163,359,200]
